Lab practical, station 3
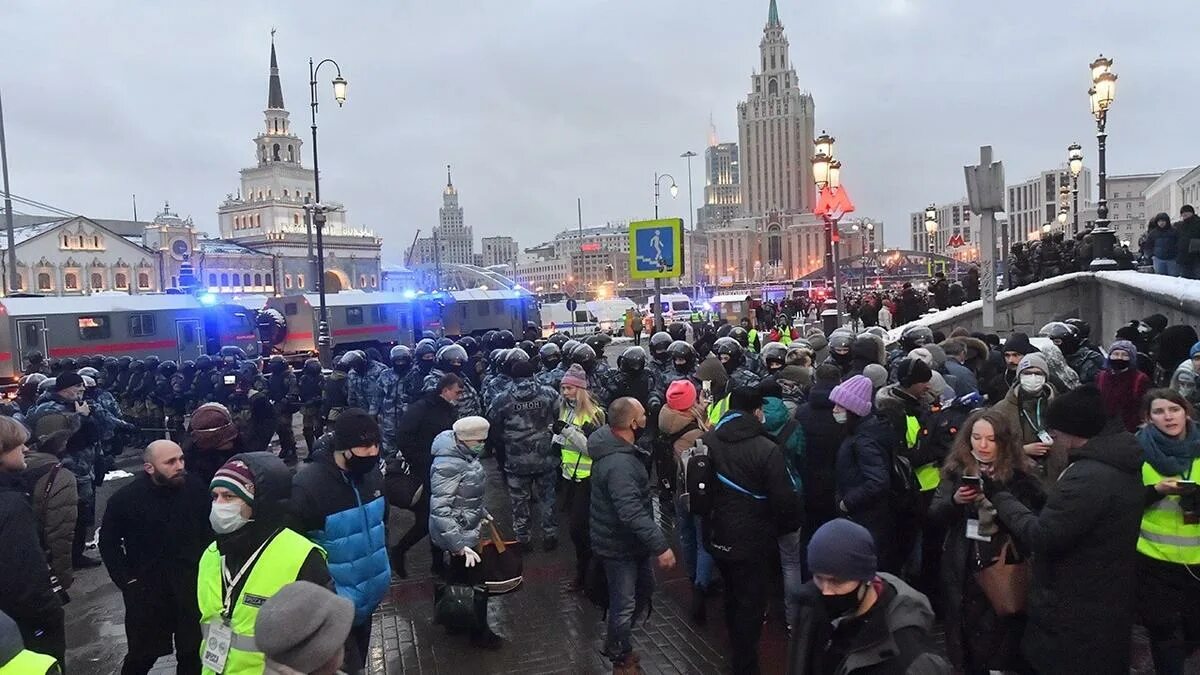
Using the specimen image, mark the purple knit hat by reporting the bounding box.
[1107,339,1138,368]
[829,375,874,417]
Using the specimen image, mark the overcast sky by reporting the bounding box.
[3,0,1195,259]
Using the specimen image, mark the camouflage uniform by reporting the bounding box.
[401,366,433,409]
[598,369,655,411]
[422,368,483,418]
[487,377,562,543]
[346,368,378,415]
[482,373,513,410]
[374,367,408,460]
[729,365,762,390]
[265,368,300,458]
[227,383,275,454]
[537,364,566,391]
[298,369,325,456]
[190,366,217,408]
[321,369,350,425]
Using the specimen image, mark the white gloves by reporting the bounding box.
[461,547,482,568]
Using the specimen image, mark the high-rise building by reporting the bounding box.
[217,36,381,293]
[413,166,475,266]
[481,236,518,268]
[1005,166,1093,245]
[1105,173,1159,242]
[697,132,741,231]
[910,199,982,258]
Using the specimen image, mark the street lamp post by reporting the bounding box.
[681,150,697,290]
[308,57,348,367]
[0,89,18,294]
[924,205,938,275]
[1088,55,1118,270]
[1068,143,1083,235]
[813,131,854,333]
[652,172,678,332]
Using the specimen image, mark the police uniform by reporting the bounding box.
[374,368,408,459]
[487,378,562,544]
[265,368,300,459]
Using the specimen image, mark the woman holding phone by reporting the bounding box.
[1135,388,1200,674]
[929,409,1044,674]
[556,364,604,590]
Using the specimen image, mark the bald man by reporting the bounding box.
[99,440,211,675]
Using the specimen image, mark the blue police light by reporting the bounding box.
[403,290,417,299]
[198,293,218,306]
[702,302,713,311]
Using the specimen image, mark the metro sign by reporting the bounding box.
[948,233,966,248]
[814,186,856,221]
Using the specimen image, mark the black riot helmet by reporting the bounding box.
[339,350,367,375]
[667,322,688,342]
[436,344,468,372]
[569,343,597,373]
[435,337,455,351]
[714,336,744,372]
[584,333,611,355]
[302,358,322,376]
[390,345,413,372]
[728,326,750,349]
[267,355,288,374]
[538,343,561,370]
[60,358,78,373]
[1038,321,1079,354]
[501,347,530,375]
[548,332,570,348]
[496,330,517,350]
[715,324,733,339]
[618,346,647,375]
[519,340,537,358]
[457,335,479,356]
[488,348,505,367]
[481,330,498,352]
[157,360,178,377]
[219,346,247,365]
[414,339,438,370]
[1064,318,1092,342]
[560,340,581,360]
[828,331,854,354]
[195,355,213,371]
[899,325,934,352]
[26,351,44,365]
[668,340,698,372]
[760,342,788,372]
[649,332,673,363]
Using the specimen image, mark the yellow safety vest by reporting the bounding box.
[197,528,323,675]
[560,408,597,481]
[707,395,730,426]
[1138,458,1200,565]
[747,329,759,353]
[906,414,939,492]
[0,649,58,674]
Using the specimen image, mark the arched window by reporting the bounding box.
[93,236,100,248]
[284,274,293,289]
[78,236,85,247]
[115,272,128,289]
[137,272,151,289]
[62,234,70,248]
[90,273,103,290]
[293,214,300,225]
[283,189,289,198]
[767,78,778,96]
[254,273,263,286]
[287,145,294,162]
[272,143,280,161]
[294,274,302,289]
[37,272,51,290]
[64,273,78,290]
[220,273,229,286]
[358,275,366,288]
[255,214,261,227]
[264,273,273,287]
[370,275,377,288]
[242,273,252,287]
[208,274,217,287]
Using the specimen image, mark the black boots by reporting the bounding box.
[691,585,707,625]
[389,547,408,579]
[469,588,503,650]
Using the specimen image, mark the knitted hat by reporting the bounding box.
[829,375,874,417]
[511,360,535,379]
[453,416,490,443]
[695,354,729,393]
[907,347,933,365]
[211,459,256,504]
[333,408,381,451]
[254,581,354,673]
[1016,353,1049,377]
[53,371,83,391]
[777,365,811,388]
[1046,384,1108,439]
[560,363,588,389]
[190,402,239,451]
[1003,332,1040,356]
[862,363,888,390]
[666,380,697,411]
[1107,339,1138,366]
[896,358,933,388]
[807,519,877,582]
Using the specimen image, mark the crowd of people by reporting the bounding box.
[4,302,1200,673]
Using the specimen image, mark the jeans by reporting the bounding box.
[715,557,770,675]
[1154,257,1180,276]
[777,529,804,628]
[674,494,713,588]
[602,556,654,662]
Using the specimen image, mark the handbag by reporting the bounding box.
[479,520,523,595]
[433,581,477,630]
[974,538,1031,617]
[384,457,424,510]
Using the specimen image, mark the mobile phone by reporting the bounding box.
[223,375,237,385]
[1178,480,1200,494]
[702,380,712,395]
[962,474,983,490]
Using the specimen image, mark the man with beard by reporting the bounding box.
[99,440,211,674]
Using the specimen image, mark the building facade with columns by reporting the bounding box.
[216,37,381,294]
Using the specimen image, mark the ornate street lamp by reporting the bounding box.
[1088,55,1118,270]
[308,56,348,366]
[1068,143,1084,234]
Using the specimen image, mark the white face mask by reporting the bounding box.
[832,410,848,424]
[210,501,249,534]
[1019,373,1046,394]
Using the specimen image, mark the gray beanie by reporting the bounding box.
[862,363,889,390]
[254,581,354,673]
[807,518,877,581]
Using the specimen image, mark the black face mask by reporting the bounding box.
[1110,359,1130,372]
[344,452,378,478]
[820,583,864,619]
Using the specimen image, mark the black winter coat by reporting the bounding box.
[588,426,668,560]
[98,473,212,591]
[836,413,901,570]
[394,392,457,479]
[0,474,63,658]
[795,382,846,531]
[702,413,802,561]
[991,430,1144,675]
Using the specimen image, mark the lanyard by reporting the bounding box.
[219,535,273,622]
[1021,399,1042,433]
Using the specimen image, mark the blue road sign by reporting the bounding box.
[628,218,684,279]
[565,297,577,312]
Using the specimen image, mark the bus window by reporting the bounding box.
[128,313,157,337]
[371,305,389,323]
[346,307,364,326]
[284,302,298,316]
[78,315,112,340]
[671,301,690,311]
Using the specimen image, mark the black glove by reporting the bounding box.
[979,472,1004,500]
[551,419,567,434]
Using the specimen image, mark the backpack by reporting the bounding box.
[679,437,714,516]
[651,421,697,493]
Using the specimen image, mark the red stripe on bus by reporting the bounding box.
[289,332,314,341]
[333,326,392,337]
[50,339,179,357]
[0,352,10,363]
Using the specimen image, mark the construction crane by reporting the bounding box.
[404,229,421,267]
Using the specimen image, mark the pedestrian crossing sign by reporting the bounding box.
[629,218,684,279]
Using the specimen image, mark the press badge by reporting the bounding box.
[966,519,992,542]
[202,620,233,673]
[1037,430,1054,445]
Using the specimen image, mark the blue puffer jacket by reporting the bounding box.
[291,454,390,625]
[428,430,487,553]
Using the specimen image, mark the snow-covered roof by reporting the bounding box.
[286,291,416,308]
[0,219,70,250]
[199,239,271,256]
[448,288,531,301]
[0,293,259,316]
[710,293,753,303]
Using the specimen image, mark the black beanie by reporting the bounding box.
[333,408,381,451]
[54,371,84,391]
[510,360,535,379]
[807,519,877,581]
[1045,385,1108,439]
[896,358,933,388]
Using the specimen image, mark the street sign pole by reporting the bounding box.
[628,218,684,334]
[964,145,1005,332]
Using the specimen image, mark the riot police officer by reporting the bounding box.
[646,331,673,381]
[265,355,300,462]
[714,336,760,389]
[343,350,378,414]
[376,345,412,459]
[536,343,562,389]
[423,344,483,418]
[404,339,438,404]
[599,346,654,410]
[321,357,351,426]
[297,358,325,458]
[227,363,274,453]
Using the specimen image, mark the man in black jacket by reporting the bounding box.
[987,385,1144,675]
[703,387,802,674]
[99,440,211,675]
[389,372,461,577]
[589,397,675,673]
[795,365,847,539]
